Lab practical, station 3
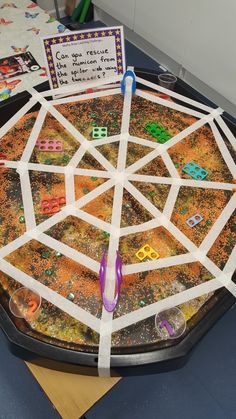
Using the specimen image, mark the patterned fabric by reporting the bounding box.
[0,0,68,101]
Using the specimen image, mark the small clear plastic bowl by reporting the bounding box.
[9,287,41,320]
[155,307,186,340]
[158,73,177,91]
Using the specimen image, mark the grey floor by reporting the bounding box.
[86,304,236,419]
[0,330,60,419]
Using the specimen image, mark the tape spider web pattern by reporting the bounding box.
[0,73,236,376]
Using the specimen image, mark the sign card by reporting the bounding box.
[41,26,126,89]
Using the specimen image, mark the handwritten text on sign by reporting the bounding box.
[41,27,125,89]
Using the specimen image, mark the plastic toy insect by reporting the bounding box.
[11,45,29,53]
[25,12,39,19]
[0,18,13,25]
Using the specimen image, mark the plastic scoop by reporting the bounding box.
[99,251,122,312]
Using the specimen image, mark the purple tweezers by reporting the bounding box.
[99,251,122,312]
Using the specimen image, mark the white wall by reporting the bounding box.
[134,0,236,106]
[134,0,192,64]
[93,0,136,29]
[93,0,236,113]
